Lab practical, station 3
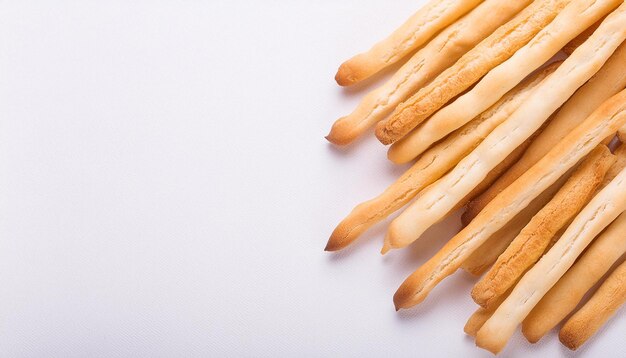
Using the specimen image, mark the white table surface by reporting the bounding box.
[0,0,624,356]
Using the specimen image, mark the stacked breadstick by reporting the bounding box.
[326,0,626,354]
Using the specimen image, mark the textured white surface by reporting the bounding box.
[0,0,623,356]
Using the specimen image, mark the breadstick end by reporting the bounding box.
[326,117,357,145]
[335,63,358,87]
[558,329,580,351]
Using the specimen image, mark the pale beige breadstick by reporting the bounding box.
[324,63,558,251]
[472,145,616,309]
[393,89,626,310]
[387,0,620,160]
[465,289,510,337]
[463,41,626,224]
[523,210,626,343]
[326,0,530,145]
[559,259,626,351]
[563,19,602,55]
[382,13,626,255]
[334,0,482,86]
[461,174,568,276]
[374,0,571,145]
[475,168,626,354]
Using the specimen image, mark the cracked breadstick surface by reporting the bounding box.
[463,41,626,224]
[388,0,620,159]
[375,0,571,144]
[326,0,529,145]
[475,163,626,354]
[334,0,481,86]
[392,87,626,312]
[471,145,616,309]
[521,147,626,343]
[324,63,557,251]
[382,12,626,254]
[559,259,626,351]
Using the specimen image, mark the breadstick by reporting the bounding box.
[522,210,626,343]
[472,145,616,309]
[324,63,558,251]
[559,259,626,351]
[563,19,602,55]
[374,0,571,145]
[464,289,510,337]
[463,41,626,224]
[387,0,620,159]
[326,0,530,145]
[382,13,626,255]
[461,174,568,276]
[393,89,626,310]
[334,0,482,86]
[475,167,626,354]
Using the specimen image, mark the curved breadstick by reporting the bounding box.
[461,173,568,276]
[324,63,558,251]
[471,145,616,309]
[374,0,571,145]
[393,88,626,310]
[520,146,626,342]
[387,0,619,160]
[475,167,626,354]
[326,0,530,145]
[382,13,626,255]
[462,41,626,225]
[559,259,626,351]
[334,0,481,86]
[563,19,602,55]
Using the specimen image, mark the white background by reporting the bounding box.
[0,0,623,357]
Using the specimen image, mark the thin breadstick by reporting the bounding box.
[461,174,568,276]
[392,88,626,311]
[374,0,571,145]
[471,145,616,309]
[463,41,626,224]
[334,0,482,86]
[563,19,602,55]
[326,0,530,145]
[559,259,626,351]
[523,210,626,343]
[387,0,620,159]
[475,167,626,354]
[464,289,511,337]
[324,63,558,251]
[382,12,626,255]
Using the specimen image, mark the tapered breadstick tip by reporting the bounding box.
[335,63,356,87]
[380,240,392,255]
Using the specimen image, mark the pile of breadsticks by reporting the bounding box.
[325,0,626,354]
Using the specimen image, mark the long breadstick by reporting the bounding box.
[374,0,571,145]
[382,12,626,255]
[461,174,568,276]
[334,0,482,86]
[386,0,620,160]
[393,88,626,311]
[463,41,626,224]
[326,0,530,145]
[520,146,626,342]
[324,63,558,251]
[475,167,626,354]
[471,145,616,309]
[559,259,626,351]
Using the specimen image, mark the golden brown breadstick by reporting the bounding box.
[386,0,620,159]
[334,0,482,86]
[559,259,626,351]
[382,13,626,255]
[461,174,568,276]
[562,19,602,55]
[374,0,571,145]
[463,41,626,223]
[523,210,626,343]
[471,145,616,309]
[324,63,558,251]
[475,169,626,354]
[326,0,530,145]
[393,88,626,311]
